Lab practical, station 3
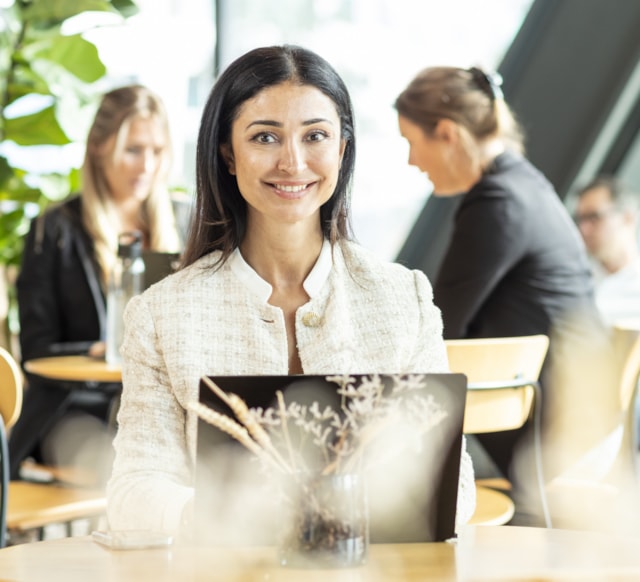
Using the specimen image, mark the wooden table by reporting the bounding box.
[2,525,640,581]
[24,355,122,383]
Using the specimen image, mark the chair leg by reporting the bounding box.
[1,421,9,548]
[533,382,552,528]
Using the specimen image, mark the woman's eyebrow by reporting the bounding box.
[246,119,281,129]
[246,117,334,130]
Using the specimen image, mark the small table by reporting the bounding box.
[1,526,640,581]
[24,355,122,383]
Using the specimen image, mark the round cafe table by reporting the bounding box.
[24,355,122,383]
[1,525,640,581]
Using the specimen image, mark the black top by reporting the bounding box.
[433,150,597,340]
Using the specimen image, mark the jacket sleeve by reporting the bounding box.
[434,189,527,339]
[17,211,100,361]
[408,270,476,530]
[407,269,449,373]
[106,293,193,533]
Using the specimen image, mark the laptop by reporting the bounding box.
[141,250,181,289]
[193,373,467,545]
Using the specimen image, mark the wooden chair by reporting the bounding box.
[468,485,515,526]
[0,346,106,547]
[445,335,551,527]
[545,323,640,532]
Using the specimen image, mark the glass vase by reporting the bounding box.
[278,472,369,569]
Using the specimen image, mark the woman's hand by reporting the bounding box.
[88,341,106,359]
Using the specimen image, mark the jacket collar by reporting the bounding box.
[229,239,332,303]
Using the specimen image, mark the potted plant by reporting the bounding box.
[0,0,138,349]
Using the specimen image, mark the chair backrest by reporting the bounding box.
[445,335,550,434]
[445,335,549,384]
[611,324,640,413]
[0,347,22,430]
[610,324,640,481]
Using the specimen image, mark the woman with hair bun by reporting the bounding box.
[396,66,604,524]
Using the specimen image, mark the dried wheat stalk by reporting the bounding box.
[276,389,297,471]
[188,402,281,471]
[202,377,292,472]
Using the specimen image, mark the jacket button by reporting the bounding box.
[302,312,321,327]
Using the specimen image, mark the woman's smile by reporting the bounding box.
[268,181,316,199]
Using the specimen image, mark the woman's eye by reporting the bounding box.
[252,132,277,144]
[307,130,328,142]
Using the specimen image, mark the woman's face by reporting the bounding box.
[398,115,466,196]
[102,115,167,203]
[222,81,345,229]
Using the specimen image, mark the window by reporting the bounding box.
[82,0,534,258]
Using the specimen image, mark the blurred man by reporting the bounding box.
[575,176,640,326]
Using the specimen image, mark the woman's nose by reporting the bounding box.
[143,151,158,172]
[277,141,306,174]
[135,149,157,173]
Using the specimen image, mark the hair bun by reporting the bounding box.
[468,67,504,100]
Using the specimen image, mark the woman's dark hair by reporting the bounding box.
[182,44,356,268]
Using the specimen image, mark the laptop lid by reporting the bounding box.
[193,373,467,545]
[141,250,180,289]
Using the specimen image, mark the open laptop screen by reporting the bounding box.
[193,373,466,545]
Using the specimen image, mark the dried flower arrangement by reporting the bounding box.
[189,373,448,477]
[189,373,448,568]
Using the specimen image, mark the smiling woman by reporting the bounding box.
[106,44,476,537]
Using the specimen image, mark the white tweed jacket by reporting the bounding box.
[106,240,475,533]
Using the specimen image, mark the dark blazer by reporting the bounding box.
[433,150,597,340]
[432,151,611,495]
[17,196,105,362]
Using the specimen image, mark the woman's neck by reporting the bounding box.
[112,197,144,234]
[479,138,506,171]
[459,138,505,192]
[240,224,324,290]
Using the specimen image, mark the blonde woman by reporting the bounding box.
[9,85,187,483]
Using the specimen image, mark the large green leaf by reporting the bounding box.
[0,208,27,264]
[111,0,139,18]
[19,0,124,25]
[4,104,71,145]
[34,34,105,82]
[6,69,52,104]
[0,168,43,203]
[0,157,12,189]
[67,166,82,193]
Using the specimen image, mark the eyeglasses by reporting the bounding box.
[574,208,616,225]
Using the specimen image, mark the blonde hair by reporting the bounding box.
[82,85,181,285]
[395,66,525,168]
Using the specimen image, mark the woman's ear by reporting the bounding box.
[219,143,236,175]
[434,118,459,144]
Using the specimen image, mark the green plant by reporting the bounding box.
[0,0,138,343]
